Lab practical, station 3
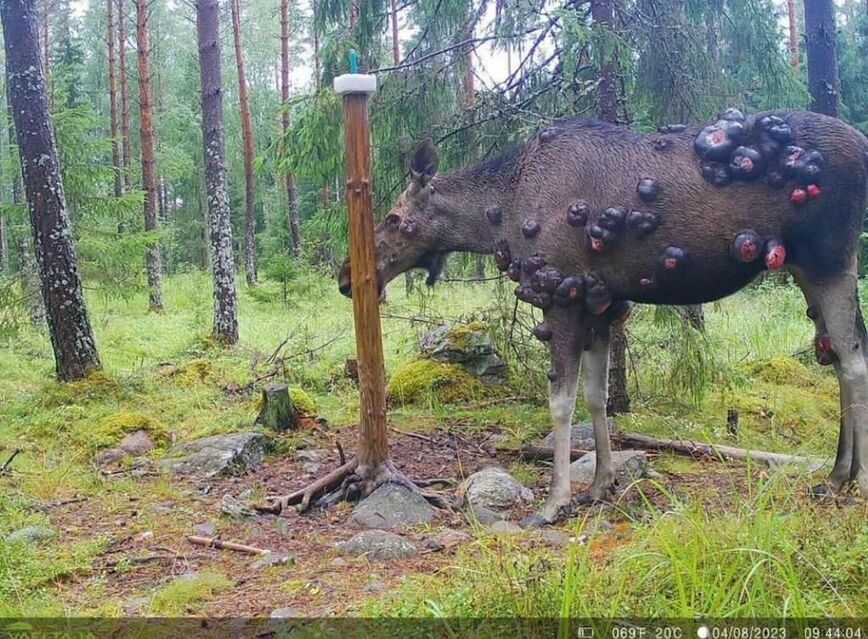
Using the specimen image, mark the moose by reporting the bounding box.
[339,109,868,526]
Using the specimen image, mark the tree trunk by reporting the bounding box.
[0,214,8,275]
[118,0,131,190]
[313,0,321,87]
[196,0,239,345]
[2,0,101,379]
[107,0,122,198]
[591,0,629,415]
[19,236,45,327]
[390,0,399,64]
[786,0,799,68]
[280,0,301,256]
[804,0,840,117]
[590,0,621,125]
[230,0,257,286]
[41,0,49,78]
[135,0,163,311]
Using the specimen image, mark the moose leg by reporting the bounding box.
[520,312,583,528]
[800,273,868,494]
[580,324,616,501]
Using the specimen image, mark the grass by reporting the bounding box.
[0,268,866,617]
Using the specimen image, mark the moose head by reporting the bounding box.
[338,139,471,298]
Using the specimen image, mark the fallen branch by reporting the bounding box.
[389,426,437,444]
[0,448,21,476]
[256,457,359,515]
[613,432,826,471]
[511,444,590,462]
[185,535,271,556]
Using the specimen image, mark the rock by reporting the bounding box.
[220,494,256,518]
[465,503,505,525]
[252,552,293,569]
[157,431,273,477]
[328,557,349,568]
[363,581,387,593]
[537,529,570,547]
[489,520,523,535]
[270,607,304,619]
[296,449,327,463]
[301,462,320,475]
[192,522,217,537]
[147,501,175,515]
[336,530,417,561]
[94,447,126,467]
[424,528,473,552]
[419,322,508,384]
[122,595,150,615]
[349,483,435,529]
[461,467,533,514]
[118,430,155,456]
[569,450,649,484]
[541,420,613,449]
[5,525,56,544]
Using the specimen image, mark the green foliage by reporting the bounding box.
[288,387,317,415]
[84,411,169,450]
[149,572,232,616]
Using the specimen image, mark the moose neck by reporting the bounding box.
[433,156,517,255]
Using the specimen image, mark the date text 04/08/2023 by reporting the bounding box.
[598,624,865,639]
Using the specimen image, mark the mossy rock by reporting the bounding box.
[288,387,317,416]
[42,371,122,407]
[85,411,170,450]
[443,321,489,350]
[751,356,814,387]
[387,359,488,406]
[162,358,214,387]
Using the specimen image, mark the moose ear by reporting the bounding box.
[410,138,438,187]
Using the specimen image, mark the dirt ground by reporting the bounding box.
[46,422,772,616]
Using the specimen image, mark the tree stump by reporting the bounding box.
[345,358,359,384]
[255,383,299,432]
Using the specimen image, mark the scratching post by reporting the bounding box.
[334,60,391,483]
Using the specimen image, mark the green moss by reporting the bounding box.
[83,412,169,450]
[751,356,814,387]
[288,387,317,416]
[164,358,214,387]
[387,359,487,406]
[445,321,488,350]
[42,371,122,407]
[149,572,232,616]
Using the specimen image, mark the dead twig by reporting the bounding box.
[389,426,437,444]
[186,535,271,556]
[0,448,21,476]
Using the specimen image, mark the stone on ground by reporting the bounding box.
[94,429,156,467]
[157,431,272,477]
[220,494,257,518]
[569,450,649,484]
[541,422,597,449]
[536,528,570,547]
[349,483,435,529]
[419,322,507,384]
[270,607,304,619]
[460,467,533,514]
[424,528,473,552]
[5,525,56,544]
[336,530,418,561]
[251,552,293,569]
[192,522,216,537]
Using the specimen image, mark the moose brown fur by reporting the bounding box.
[339,109,868,526]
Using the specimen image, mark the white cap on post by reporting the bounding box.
[334,73,377,95]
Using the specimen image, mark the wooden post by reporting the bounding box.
[333,71,389,477]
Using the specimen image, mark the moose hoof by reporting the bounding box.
[807,483,835,499]
[520,506,571,529]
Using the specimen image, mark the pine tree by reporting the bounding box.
[118,0,131,191]
[281,0,301,256]
[230,0,257,286]
[1,0,101,380]
[135,0,164,311]
[196,0,239,344]
[804,0,840,116]
[107,0,122,197]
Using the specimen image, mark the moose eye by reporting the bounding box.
[385,214,401,230]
